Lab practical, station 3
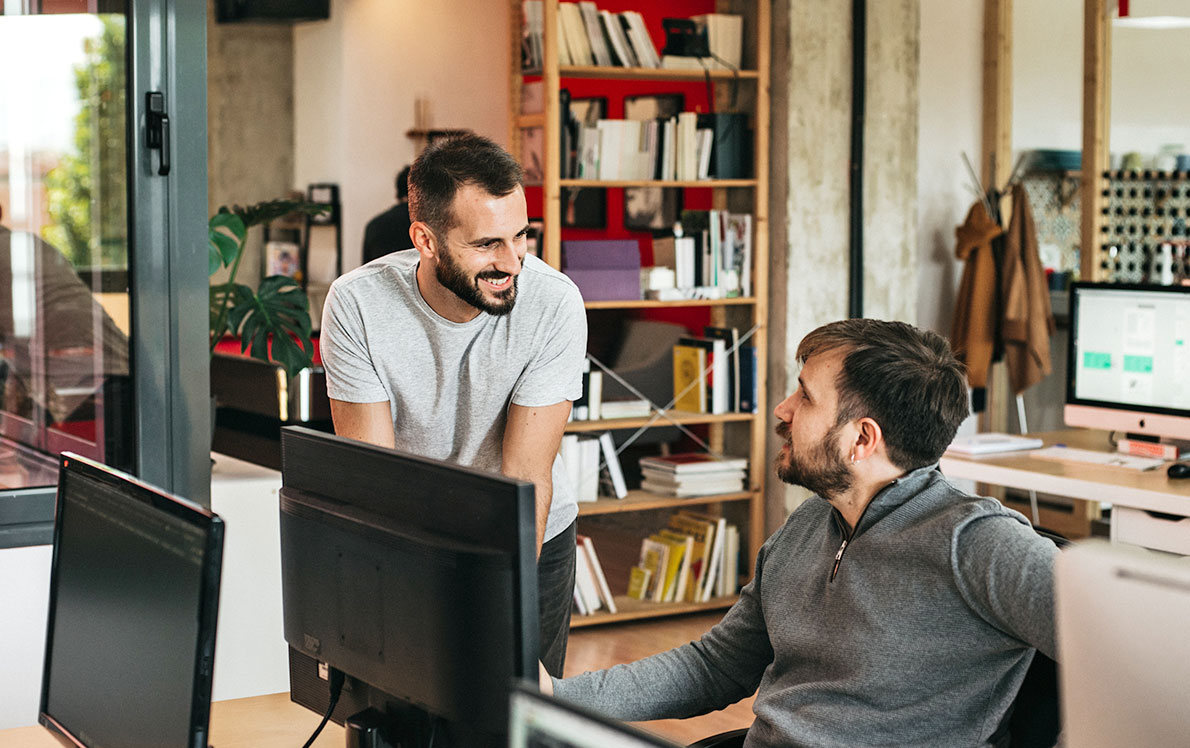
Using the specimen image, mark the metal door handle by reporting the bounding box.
[145,91,170,176]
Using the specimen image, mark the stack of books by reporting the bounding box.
[559,431,628,502]
[639,453,747,498]
[527,2,661,70]
[628,510,740,604]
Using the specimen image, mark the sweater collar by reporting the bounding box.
[831,463,942,539]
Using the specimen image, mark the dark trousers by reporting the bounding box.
[537,520,575,678]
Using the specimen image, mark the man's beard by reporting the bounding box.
[775,421,854,499]
[436,245,519,316]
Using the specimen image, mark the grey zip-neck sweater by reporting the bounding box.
[554,466,1058,747]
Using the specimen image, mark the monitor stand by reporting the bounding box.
[1117,433,1190,461]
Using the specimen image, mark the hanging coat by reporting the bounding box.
[1000,183,1055,395]
[950,200,1003,395]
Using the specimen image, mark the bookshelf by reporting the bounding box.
[511,0,769,626]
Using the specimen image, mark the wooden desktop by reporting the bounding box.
[0,693,344,748]
[941,429,1190,552]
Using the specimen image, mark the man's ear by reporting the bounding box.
[411,221,437,260]
[852,417,883,462]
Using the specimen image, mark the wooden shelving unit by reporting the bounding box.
[511,0,770,626]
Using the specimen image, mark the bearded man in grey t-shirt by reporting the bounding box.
[320,134,587,677]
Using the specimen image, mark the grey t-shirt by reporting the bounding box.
[320,249,587,541]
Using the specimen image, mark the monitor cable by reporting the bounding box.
[300,666,345,748]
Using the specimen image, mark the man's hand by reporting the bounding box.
[330,399,395,448]
[539,661,555,695]
[502,401,572,556]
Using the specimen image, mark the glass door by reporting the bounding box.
[0,2,133,489]
[1,0,209,524]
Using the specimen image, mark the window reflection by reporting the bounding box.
[0,11,132,490]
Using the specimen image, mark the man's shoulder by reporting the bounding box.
[518,254,584,307]
[329,250,418,302]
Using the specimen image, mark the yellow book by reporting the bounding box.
[650,532,687,602]
[627,565,652,600]
[667,512,715,601]
[638,539,669,602]
[656,529,695,603]
[672,343,706,413]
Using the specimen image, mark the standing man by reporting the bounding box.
[321,134,587,677]
[361,165,413,264]
[544,319,1059,747]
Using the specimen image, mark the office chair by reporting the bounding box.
[689,531,1067,748]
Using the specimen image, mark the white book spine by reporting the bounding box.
[581,536,618,614]
[598,432,628,499]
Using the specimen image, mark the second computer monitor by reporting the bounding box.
[279,426,539,747]
[1065,282,1190,441]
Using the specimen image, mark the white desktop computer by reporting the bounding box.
[1056,540,1190,747]
[1065,283,1190,458]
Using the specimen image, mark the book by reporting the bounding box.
[573,538,603,612]
[561,239,641,301]
[599,9,636,67]
[680,511,727,602]
[640,479,745,498]
[579,534,618,613]
[946,433,1044,455]
[572,586,588,615]
[587,369,603,421]
[640,452,748,474]
[649,531,687,602]
[638,537,670,602]
[676,336,727,414]
[672,343,706,413]
[598,431,628,499]
[655,529,694,602]
[627,565,652,600]
[666,512,714,601]
[559,2,594,66]
[598,397,651,420]
[692,13,743,69]
[577,1,612,67]
[696,112,750,180]
[703,325,740,412]
[640,467,747,485]
[737,344,758,413]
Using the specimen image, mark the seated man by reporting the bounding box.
[544,319,1058,748]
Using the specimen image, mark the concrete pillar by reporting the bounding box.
[766,0,921,525]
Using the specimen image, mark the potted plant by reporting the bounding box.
[207,199,327,378]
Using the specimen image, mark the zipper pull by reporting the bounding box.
[830,538,848,582]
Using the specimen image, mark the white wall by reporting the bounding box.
[0,544,51,729]
[293,0,512,272]
[916,0,983,336]
[1012,0,1190,158]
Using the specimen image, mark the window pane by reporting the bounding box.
[0,8,132,490]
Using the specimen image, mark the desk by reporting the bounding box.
[0,693,344,748]
[941,429,1190,552]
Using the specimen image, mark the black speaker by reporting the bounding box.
[215,0,329,23]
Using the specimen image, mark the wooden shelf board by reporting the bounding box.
[570,594,736,628]
[559,65,759,82]
[583,297,756,310]
[565,411,755,432]
[577,489,755,516]
[560,178,757,188]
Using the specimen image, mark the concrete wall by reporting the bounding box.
[766,0,923,523]
[292,0,511,272]
[206,3,296,286]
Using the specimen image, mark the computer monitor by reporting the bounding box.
[1065,282,1190,443]
[38,452,225,748]
[508,683,683,748]
[1055,540,1190,747]
[278,426,539,747]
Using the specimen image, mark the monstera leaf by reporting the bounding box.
[208,199,327,378]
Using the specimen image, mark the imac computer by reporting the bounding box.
[38,453,225,748]
[1065,282,1190,451]
[1055,540,1190,747]
[278,426,540,747]
[508,683,684,748]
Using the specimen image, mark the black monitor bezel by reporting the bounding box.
[1066,281,1190,419]
[37,452,224,748]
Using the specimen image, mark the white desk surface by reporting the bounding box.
[940,429,1190,516]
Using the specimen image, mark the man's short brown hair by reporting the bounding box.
[797,319,970,471]
[407,133,523,241]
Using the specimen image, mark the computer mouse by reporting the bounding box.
[1169,462,1190,479]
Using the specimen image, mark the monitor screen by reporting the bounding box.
[1055,541,1190,747]
[1065,282,1190,440]
[38,453,224,748]
[279,426,539,747]
[508,684,683,748]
